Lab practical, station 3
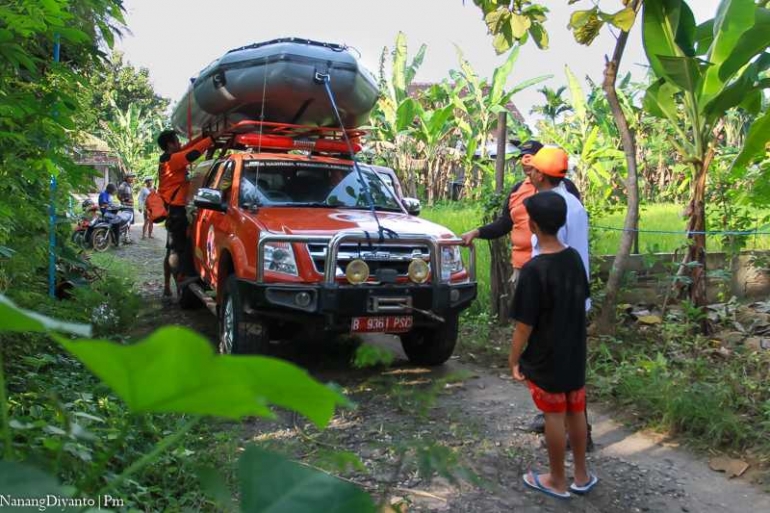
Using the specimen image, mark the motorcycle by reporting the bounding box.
[89,206,134,252]
[71,199,100,249]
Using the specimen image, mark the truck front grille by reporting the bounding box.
[307,243,430,277]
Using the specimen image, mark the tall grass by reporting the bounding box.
[422,201,770,315]
[421,203,491,315]
[593,204,770,255]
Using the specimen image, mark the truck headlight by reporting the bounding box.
[264,242,298,276]
[441,246,464,281]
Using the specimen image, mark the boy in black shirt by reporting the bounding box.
[509,191,597,499]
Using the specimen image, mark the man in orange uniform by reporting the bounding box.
[460,141,580,288]
[156,130,213,287]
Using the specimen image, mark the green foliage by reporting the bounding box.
[86,51,169,126]
[0,0,130,296]
[353,344,396,369]
[369,34,543,203]
[421,203,491,313]
[589,324,769,454]
[474,1,637,53]
[530,85,572,123]
[0,296,371,511]
[641,0,770,306]
[536,66,626,204]
[99,99,164,177]
[0,295,90,336]
[239,446,375,513]
[473,0,550,53]
[58,326,346,424]
[642,0,770,166]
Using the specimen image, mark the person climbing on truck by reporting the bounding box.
[156,129,213,290]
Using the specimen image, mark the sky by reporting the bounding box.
[115,0,720,125]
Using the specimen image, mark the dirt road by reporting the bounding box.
[114,224,769,512]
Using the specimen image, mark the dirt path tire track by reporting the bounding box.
[115,224,769,512]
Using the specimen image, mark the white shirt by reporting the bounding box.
[531,182,591,309]
[137,187,151,211]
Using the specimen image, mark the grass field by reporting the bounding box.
[422,202,770,315]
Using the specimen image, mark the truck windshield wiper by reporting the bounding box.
[293,202,330,208]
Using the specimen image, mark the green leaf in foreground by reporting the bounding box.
[731,108,770,172]
[57,326,346,426]
[0,294,92,337]
[0,460,63,499]
[239,446,375,513]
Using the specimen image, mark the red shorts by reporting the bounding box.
[527,381,586,414]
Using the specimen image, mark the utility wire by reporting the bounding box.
[591,224,770,236]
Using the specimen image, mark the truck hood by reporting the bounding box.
[254,208,458,240]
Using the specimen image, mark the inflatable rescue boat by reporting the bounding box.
[171,38,379,138]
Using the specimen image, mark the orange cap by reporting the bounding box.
[522,147,569,177]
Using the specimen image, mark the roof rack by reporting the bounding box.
[186,120,367,158]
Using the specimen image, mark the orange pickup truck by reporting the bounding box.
[181,125,476,366]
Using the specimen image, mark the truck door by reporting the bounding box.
[192,161,222,283]
[198,160,236,290]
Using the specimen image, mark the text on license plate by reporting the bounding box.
[351,316,413,333]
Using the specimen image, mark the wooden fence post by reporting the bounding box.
[488,112,513,323]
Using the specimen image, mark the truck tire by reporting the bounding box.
[218,274,269,355]
[400,313,459,366]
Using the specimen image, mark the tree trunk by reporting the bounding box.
[685,148,715,333]
[595,0,642,336]
[489,112,512,324]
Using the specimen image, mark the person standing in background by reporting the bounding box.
[460,140,581,291]
[117,173,136,207]
[137,178,154,240]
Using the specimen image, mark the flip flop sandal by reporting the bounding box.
[570,473,599,495]
[522,471,571,499]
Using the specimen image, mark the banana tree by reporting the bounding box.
[409,102,458,205]
[369,32,427,197]
[538,66,626,201]
[451,45,550,197]
[99,99,161,177]
[642,0,770,314]
[530,85,572,123]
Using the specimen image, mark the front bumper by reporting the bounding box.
[239,279,477,325]
[243,230,478,328]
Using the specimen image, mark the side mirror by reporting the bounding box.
[402,197,421,216]
[193,188,227,212]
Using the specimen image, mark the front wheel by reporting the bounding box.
[218,275,270,355]
[91,227,111,252]
[400,313,459,366]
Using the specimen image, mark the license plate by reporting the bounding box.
[351,316,413,334]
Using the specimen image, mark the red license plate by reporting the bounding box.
[351,316,413,333]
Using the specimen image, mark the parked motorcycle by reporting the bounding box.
[90,206,134,252]
[71,199,100,249]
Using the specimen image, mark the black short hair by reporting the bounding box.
[105,183,117,194]
[157,130,178,151]
[524,191,567,236]
[545,175,563,187]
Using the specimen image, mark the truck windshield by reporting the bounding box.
[240,160,403,211]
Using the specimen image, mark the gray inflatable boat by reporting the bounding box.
[171,38,379,138]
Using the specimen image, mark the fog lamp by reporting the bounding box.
[345,259,370,284]
[295,291,312,307]
[408,259,430,283]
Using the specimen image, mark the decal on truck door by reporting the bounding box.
[206,224,217,267]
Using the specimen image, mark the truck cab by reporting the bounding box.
[182,124,476,366]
